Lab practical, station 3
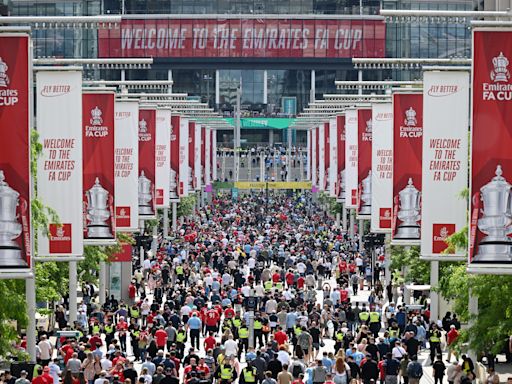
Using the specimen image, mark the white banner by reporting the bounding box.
[421,70,469,258]
[205,126,211,187]
[371,103,393,233]
[312,126,317,187]
[212,129,217,182]
[114,99,139,231]
[155,109,171,208]
[194,122,202,191]
[179,116,189,197]
[318,123,326,191]
[37,69,83,256]
[345,109,358,208]
[329,118,338,197]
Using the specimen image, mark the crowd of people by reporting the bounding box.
[0,192,495,384]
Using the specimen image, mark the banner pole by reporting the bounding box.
[349,209,355,238]
[26,273,37,362]
[172,201,177,232]
[99,261,106,305]
[429,260,439,323]
[342,204,347,232]
[163,207,169,238]
[384,233,392,287]
[69,260,78,325]
[359,219,364,250]
[336,212,341,229]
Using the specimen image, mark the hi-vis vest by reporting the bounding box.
[359,312,370,322]
[105,325,114,334]
[369,312,380,323]
[264,281,273,291]
[176,266,184,275]
[220,365,233,380]
[294,325,302,336]
[430,331,441,343]
[275,282,283,290]
[239,327,249,339]
[254,320,263,330]
[243,367,256,383]
[335,331,344,341]
[176,330,186,343]
[389,328,399,338]
[92,325,100,334]
[132,330,140,338]
[233,318,242,328]
[130,308,140,318]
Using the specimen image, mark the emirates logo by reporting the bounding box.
[439,226,448,240]
[119,208,126,216]
[383,209,390,218]
[56,226,65,238]
[491,52,510,83]
[366,119,372,133]
[404,107,417,127]
[90,106,103,126]
[0,57,9,87]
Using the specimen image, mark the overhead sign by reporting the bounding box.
[98,19,385,59]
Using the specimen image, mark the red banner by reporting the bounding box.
[470,29,512,264]
[324,122,330,184]
[0,34,31,269]
[82,92,116,241]
[110,243,132,262]
[336,115,346,199]
[189,120,196,189]
[98,18,385,59]
[357,109,372,214]
[392,93,423,240]
[139,108,156,217]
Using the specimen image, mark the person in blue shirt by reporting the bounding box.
[286,311,298,335]
[186,313,202,350]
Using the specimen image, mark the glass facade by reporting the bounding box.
[6,0,476,117]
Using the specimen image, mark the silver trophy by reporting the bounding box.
[359,170,372,215]
[170,168,178,199]
[339,170,345,202]
[474,165,512,262]
[0,170,24,266]
[188,166,194,191]
[86,177,112,238]
[138,171,154,215]
[394,177,421,239]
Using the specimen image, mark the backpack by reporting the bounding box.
[292,362,303,378]
[408,362,423,379]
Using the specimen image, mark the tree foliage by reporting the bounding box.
[390,245,430,284]
[177,195,197,218]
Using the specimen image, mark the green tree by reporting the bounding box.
[176,195,196,218]
[390,245,430,284]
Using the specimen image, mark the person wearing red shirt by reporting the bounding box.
[88,334,102,351]
[348,263,357,274]
[339,260,347,274]
[205,308,220,333]
[32,368,49,384]
[204,331,216,351]
[42,366,54,384]
[60,342,75,364]
[183,358,199,384]
[196,358,211,379]
[214,304,223,317]
[224,306,235,320]
[297,276,305,289]
[274,327,288,346]
[272,272,281,283]
[155,326,168,349]
[285,271,295,287]
[339,288,349,303]
[446,325,459,362]
[128,282,136,304]
[116,318,129,352]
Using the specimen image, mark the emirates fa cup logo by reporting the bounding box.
[90,106,103,126]
[404,107,417,127]
[439,226,448,240]
[0,57,9,87]
[491,52,510,83]
[56,225,65,238]
[119,208,126,217]
[139,119,147,132]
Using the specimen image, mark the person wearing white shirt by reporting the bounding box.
[254,284,265,297]
[100,357,112,372]
[265,298,278,314]
[296,262,306,275]
[247,257,256,270]
[38,335,53,365]
[241,284,251,297]
[224,335,238,357]
[48,359,61,384]
[180,304,192,319]
[392,341,407,361]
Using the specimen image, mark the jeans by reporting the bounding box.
[190,329,200,350]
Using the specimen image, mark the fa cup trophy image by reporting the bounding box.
[359,170,372,215]
[170,168,178,199]
[474,165,512,262]
[0,170,24,266]
[394,178,421,239]
[85,177,112,238]
[339,170,345,202]
[138,170,154,215]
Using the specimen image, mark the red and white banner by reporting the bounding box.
[205,126,211,187]
[155,108,171,208]
[82,91,116,243]
[345,109,358,208]
[138,107,156,218]
[337,115,346,202]
[328,118,337,197]
[307,129,312,181]
[0,34,31,269]
[114,99,139,231]
[170,114,180,200]
[357,108,372,217]
[318,123,326,190]
[311,126,317,187]
[211,129,217,182]
[469,29,512,268]
[201,124,206,186]
[194,121,202,191]
[179,116,190,196]
[188,120,196,191]
[98,19,385,59]
[371,103,393,233]
[324,122,330,191]
[37,69,83,256]
[422,70,469,259]
[392,92,423,244]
